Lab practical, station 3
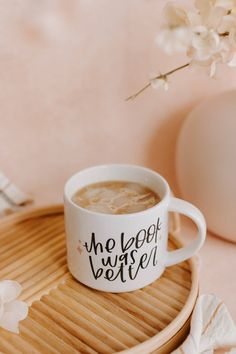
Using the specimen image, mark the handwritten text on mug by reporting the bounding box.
[81,218,162,283]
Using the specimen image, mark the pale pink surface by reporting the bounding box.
[177,90,236,243]
[0,0,236,326]
[181,220,236,323]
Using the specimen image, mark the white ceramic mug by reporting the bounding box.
[64,164,206,292]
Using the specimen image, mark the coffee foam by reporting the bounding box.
[72,181,160,215]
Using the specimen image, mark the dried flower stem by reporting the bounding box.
[126,62,190,101]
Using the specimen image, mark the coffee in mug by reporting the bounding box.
[71,181,161,214]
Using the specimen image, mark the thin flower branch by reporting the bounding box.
[126,62,190,101]
[126,0,236,100]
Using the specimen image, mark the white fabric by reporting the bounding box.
[3,183,32,205]
[172,294,236,354]
[0,171,32,215]
[0,173,9,190]
[0,196,12,216]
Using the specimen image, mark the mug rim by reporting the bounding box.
[64,164,170,218]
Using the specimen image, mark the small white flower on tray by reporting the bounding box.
[0,280,28,333]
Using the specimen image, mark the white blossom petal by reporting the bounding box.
[164,3,189,27]
[187,11,202,27]
[218,14,236,34]
[189,57,222,78]
[157,27,192,54]
[215,0,236,10]
[151,77,169,91]
[225,349,236,354]
[195,0,212,23]
[0,312,20,334]
[191,27,220,61]
[228,27,236,48]
[0,301,28,334]
[163,82,169,91]
[0,281,22,303]
[4,301,28,321]
[228,52,236,65]
[195,0,211,14]
[210,60,217,77]
[207,6,226,29]
[0,301,3,320]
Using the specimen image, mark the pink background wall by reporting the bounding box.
[1,0,236,325]
[1,0,236,205]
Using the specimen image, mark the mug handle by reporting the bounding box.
[165,197,206,267]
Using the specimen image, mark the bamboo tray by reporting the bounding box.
[0,205,198,354]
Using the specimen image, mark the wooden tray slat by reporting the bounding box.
[0,205,198,354]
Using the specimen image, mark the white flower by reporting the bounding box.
[215,0,236,11]
[151,76,169,91]
[217,32,236,66]
[210,60,217,76]
[195,0,226,28]
[0,280,28,333]
[227,24,236,48]
[218,13,236,34]
[228,51,236,65]
[195,0,213,16]
[152,0,236,96]
[191,26,221,60]
[156,3,192,54]
[157,27,192,54]
[164,3,189,28]
[190,57,219,77]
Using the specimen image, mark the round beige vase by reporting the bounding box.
[176,90,236,242]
